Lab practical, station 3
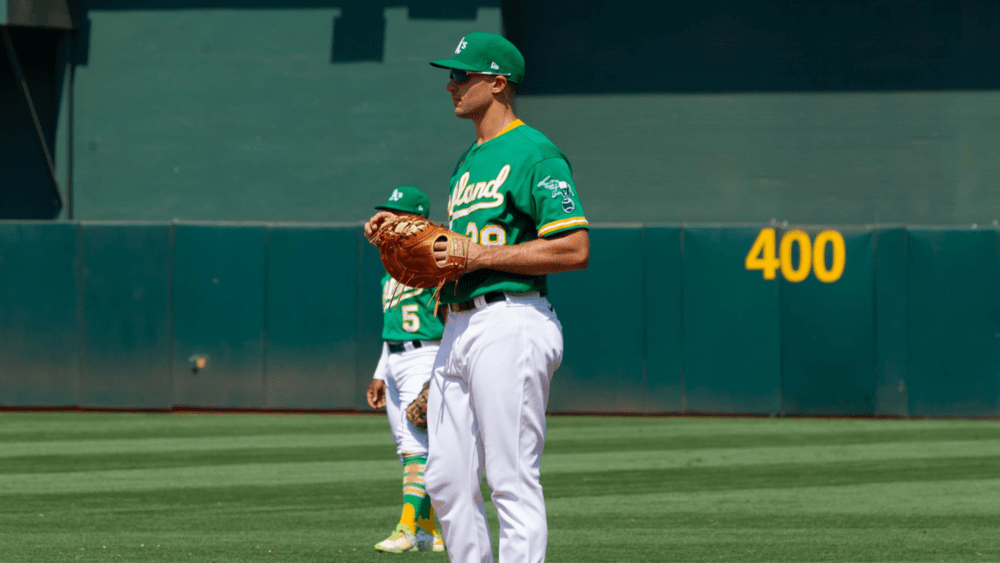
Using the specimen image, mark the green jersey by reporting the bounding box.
[381,274,445,342]
[443,120,589,303]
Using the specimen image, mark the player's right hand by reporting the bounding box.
[364,211,397,241]
[366,379,386,409]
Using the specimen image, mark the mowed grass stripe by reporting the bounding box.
[545,418,1000,453]
[0,432,393,458]
[0,445,398,474]
[3,414,996,460]
[542,439,1000,471]
[3,413,996,444]
[6,423,998,455]
[1,481,407,530]
[5,449,999,497]
[0,412,386,442]
[545,478,1000,522]
[543,455,1000,498]
[7,476,997,526]
[7,435,1000,476]
[0,459,402,495]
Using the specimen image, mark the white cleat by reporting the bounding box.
[374,523,417,553]
[415,528,445,552]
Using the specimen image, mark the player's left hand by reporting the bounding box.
[434,238,481,272]
[367,380,386,409]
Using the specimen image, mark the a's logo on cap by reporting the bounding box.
[389,189,404,202]
[490,61,500,70]
[455,37,468,54]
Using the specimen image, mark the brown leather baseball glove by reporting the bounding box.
[369,214,470,307]
[406,381,430,429]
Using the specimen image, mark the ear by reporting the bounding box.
[490,75,509,95]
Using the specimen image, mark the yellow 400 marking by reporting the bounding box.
[745,228,846,283]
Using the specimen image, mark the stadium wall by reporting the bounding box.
[5,2,1000,225]
[1,221,997,417]
[64,1,505,223]
[4,3,1000,417]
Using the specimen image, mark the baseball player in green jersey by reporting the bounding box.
[366,33,589,563]
[366,186,446,554]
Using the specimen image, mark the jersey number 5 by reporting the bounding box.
[401,304,420,333]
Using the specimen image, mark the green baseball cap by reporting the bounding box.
[430,32,525,85]
[375,186,431,217]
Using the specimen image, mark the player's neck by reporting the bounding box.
[473,103,518,146]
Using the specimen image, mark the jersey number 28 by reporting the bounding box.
[465,223,507,246]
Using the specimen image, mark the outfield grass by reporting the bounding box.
[1,413,998,562]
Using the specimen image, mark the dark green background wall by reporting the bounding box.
[5,1,1000,224]
[1,222,997,417]
[510,1,1000,225]
[68,1,504,223]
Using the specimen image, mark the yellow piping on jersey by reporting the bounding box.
[494,119,525,139]
[537,217,589,237]
[457,120,525,169]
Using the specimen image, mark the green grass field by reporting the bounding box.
[1,413,998,562]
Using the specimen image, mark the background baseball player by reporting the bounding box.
[365,32,590,563]
[366,186,446,554]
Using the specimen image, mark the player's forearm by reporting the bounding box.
[467,229,589,276]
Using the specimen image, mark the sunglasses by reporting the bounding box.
[449,69,511,84]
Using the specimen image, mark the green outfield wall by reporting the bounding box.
[5,2,1000,225]
[64,1,504,224]
[1,222,998,417]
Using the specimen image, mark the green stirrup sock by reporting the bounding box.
[399,455,427,533]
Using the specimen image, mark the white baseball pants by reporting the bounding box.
[425,292,563,563]
[382,341,439,459]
